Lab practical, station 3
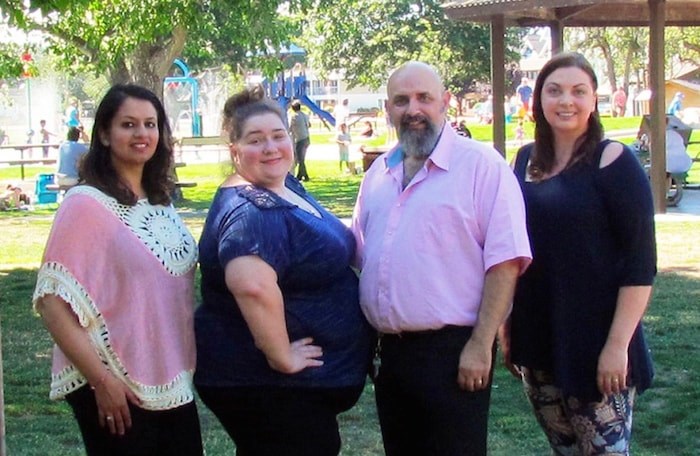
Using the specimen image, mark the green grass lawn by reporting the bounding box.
[1,155,699,454]
[0,115,697,454]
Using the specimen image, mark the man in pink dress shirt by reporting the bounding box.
[351,61,532,456]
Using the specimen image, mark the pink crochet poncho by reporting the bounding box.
[33,185,198,411]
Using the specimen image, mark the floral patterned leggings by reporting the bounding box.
[521,368,636,456]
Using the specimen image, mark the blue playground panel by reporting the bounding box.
[263,74,336,129]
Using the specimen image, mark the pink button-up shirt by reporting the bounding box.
[352,125,531,333]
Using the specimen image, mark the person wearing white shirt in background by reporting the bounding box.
[333,99,350,130]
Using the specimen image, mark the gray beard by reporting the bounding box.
[398,117,440,159]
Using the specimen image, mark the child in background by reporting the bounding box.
[515,119,525,146]
[39,120,57,158]
[336,122,352,173]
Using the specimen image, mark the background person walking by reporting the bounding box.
[289,100,311,181]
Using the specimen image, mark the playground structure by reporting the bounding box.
[163,59,202,138]
[261,68,337,130]
[164,46,340,139]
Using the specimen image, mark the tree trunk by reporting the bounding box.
[599,41,618,92]
[104,26,187,98]
[127,26,187,99]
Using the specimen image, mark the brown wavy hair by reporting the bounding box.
[80,84,174,206]
[222,85,285,143]
[529,52,604,181]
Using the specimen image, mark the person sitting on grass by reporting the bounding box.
[359,120,374,138]
[0,184,30,210]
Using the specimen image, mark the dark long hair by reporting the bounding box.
[529,52,604,180]
[80,84,174,206]
[222,85,285,143]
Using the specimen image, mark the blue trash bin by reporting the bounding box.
[35,173,58,204]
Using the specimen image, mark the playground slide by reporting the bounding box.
[298,93,335,129]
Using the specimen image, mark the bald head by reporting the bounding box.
[388,61,445,100]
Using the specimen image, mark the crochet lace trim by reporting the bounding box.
[65,186,197,276]
[33,262,194,410]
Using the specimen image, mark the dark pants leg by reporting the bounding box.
[65,385,203,456]
[197,385,363,456]
[295,138,310,181]
[375,326,493,456]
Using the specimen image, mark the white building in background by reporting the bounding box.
[303,69,387,114]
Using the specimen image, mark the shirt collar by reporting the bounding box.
[384,122,453,171]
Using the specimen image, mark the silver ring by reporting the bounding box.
[612,378,619,383]
[106,416,113,421]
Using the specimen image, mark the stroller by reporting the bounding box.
[632,115,693,207]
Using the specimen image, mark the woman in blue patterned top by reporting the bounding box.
[501,53,656,455]
[194,86,375,456]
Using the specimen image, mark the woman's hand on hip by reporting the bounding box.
[267,337,324,374]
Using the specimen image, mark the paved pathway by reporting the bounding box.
[658,187,700,221]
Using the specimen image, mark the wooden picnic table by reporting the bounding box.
[0,143,61,180]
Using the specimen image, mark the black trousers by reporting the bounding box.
[375,326,494,456]
[197,384,364,456]
[294,138,310,180]
[66,385,203,456]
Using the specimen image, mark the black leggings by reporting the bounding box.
[197,384,364,456]
[66,385,203,456]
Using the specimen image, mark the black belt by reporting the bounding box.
[380,325,469,340]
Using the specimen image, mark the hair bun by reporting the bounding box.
[223,85,266,118]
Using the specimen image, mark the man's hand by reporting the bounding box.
[457,338,492,391]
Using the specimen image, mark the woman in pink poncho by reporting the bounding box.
[33,84,202,455]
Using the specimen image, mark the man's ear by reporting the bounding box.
[441,90,452,113]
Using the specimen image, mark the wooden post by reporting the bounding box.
[0,319,6,456]
[490,15,506,157]
[649,0,667,213]
[549,20,564,55]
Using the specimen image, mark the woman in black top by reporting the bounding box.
[501,52,656,455]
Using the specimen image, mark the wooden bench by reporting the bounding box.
[179,136,227,147]
[176,136,228,162]
[46,183,76,192]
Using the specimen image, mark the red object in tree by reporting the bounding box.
[21,51,33,77]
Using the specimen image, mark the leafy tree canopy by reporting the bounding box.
[0,0,310,95]
[298,0,521,97]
